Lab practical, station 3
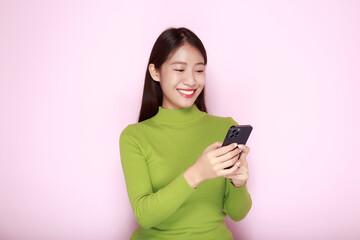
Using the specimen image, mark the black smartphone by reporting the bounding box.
[222,125,253,169]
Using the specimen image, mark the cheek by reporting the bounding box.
[198,76,206,87]
[197,73,206,82]
[164,72,181,85]
[172,75,182,85]
[160,77,178,92]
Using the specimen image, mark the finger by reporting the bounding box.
[205,141,223,152]
[227,162,247,175]
[218,147,242,163]
[219,160,242,176]
[226,169,249,180]
[237,144,250,153]
[219,153,240,169]
[238,151,249,162]
[235,173,249,181]
[236,158,248,166]
[238,166,249,179]
[238,158,249,168]
[220,159,247,176]
[236,145,249,161]
[224,174,240,178]
[233,164,248,176]
[228,176,249,183]
[212,143,238,157]
[238,166,248,174]
[206,142,226,158]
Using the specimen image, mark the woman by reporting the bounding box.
[119,27,252,240]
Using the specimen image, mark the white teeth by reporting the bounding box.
[178,89,195,95]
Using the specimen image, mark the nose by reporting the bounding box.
[182,71,197,87]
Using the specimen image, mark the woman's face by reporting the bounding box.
[149,42,206,109]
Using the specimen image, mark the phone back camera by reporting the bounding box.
[231,128,240,138]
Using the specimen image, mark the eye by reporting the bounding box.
[196,70,204,73]
[175,69,184,72]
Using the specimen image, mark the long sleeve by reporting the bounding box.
[223,178,252,221]
[223,117,253,221]
[119,126,196,229]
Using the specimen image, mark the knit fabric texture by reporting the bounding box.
[119,104,252,240]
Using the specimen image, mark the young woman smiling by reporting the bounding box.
[119,27,252,240]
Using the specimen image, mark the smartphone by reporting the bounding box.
[222,125,253,169]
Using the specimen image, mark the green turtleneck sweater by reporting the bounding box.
[119,104,252,240]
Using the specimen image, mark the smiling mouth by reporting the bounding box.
[177,89,196,98]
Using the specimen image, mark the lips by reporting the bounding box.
[177,88,196,98]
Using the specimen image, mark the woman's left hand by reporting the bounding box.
[224,144,250,187]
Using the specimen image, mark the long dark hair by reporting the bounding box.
[138,27,208,122]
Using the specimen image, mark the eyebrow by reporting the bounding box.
[170,61,205,66]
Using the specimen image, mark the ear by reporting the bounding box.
[148,63,160,82]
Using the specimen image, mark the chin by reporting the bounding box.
[173,100,194,109]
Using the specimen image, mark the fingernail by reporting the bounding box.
[236,162,241,167]
[233,143,237,148]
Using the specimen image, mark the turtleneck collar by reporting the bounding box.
[151,104,206,125]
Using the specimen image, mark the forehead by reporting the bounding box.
[166,43,204,65]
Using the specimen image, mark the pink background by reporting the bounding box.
[1,1,360,239]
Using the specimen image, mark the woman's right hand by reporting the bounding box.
[184,142,242,188]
